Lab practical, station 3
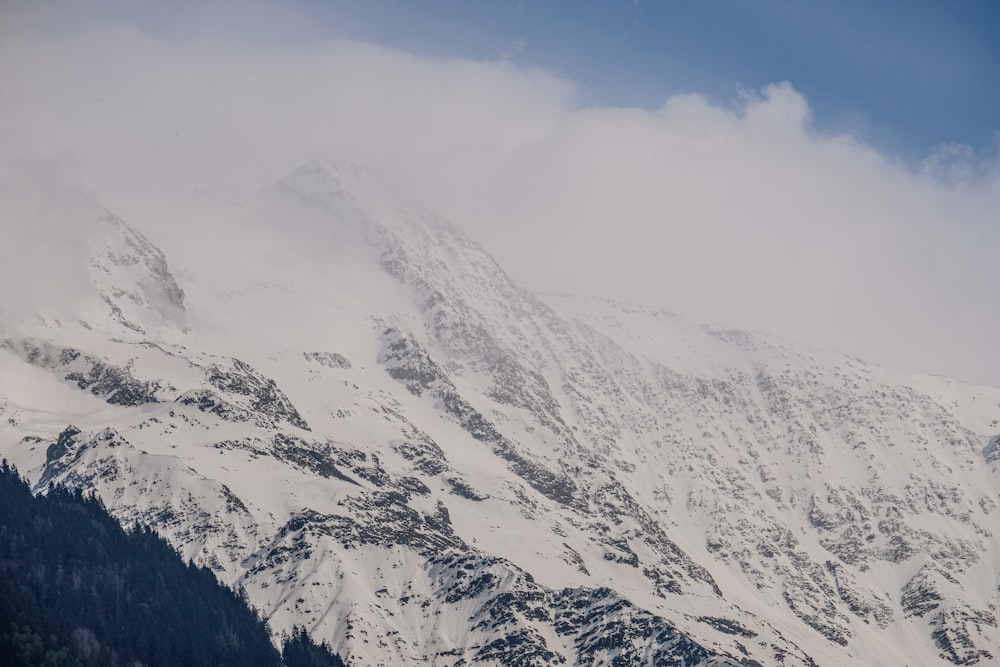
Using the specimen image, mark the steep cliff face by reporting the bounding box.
[2,161,999,667]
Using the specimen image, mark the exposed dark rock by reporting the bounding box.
[206,358,310,431]
[378,327,585,511]
[931,607,997,665]
[902,566,944,618]
[549,587,744,666]
[37,425,87,489]
[397,475,431,496]
[304,351,352,370]
[175,389,257,424]
[982,436,1000,464]
[271,434,358,484]
[2,339,162,407]
[696,616,758,638]
[260,491,462,561]
[392,439,449,476]
[825,560,893,628]
[447,476,488,501]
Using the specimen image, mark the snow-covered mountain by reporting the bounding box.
[2,160,999,667]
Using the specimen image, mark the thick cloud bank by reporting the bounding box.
[1,5,998,385]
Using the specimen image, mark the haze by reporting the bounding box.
[1,1,998,386]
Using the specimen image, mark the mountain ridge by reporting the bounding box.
[1,160,998,666]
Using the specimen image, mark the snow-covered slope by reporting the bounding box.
[2,160,999,667]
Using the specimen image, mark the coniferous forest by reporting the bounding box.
[0,460,346,667]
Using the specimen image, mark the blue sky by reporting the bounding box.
[305,0,1000,160]
[74,0,999,159]
[21,0,998,181]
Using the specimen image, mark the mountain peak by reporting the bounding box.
[273,159,395,208]
[86,208,187,335]
[3,161,1000,667]
[0,174,185,338]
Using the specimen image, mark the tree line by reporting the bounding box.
[0,460,345,667]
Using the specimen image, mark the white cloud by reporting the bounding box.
[0,161,98,322]
[1,5,997,385]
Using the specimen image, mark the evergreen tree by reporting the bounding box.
[281,627,346,667]
[0,460,346,667]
